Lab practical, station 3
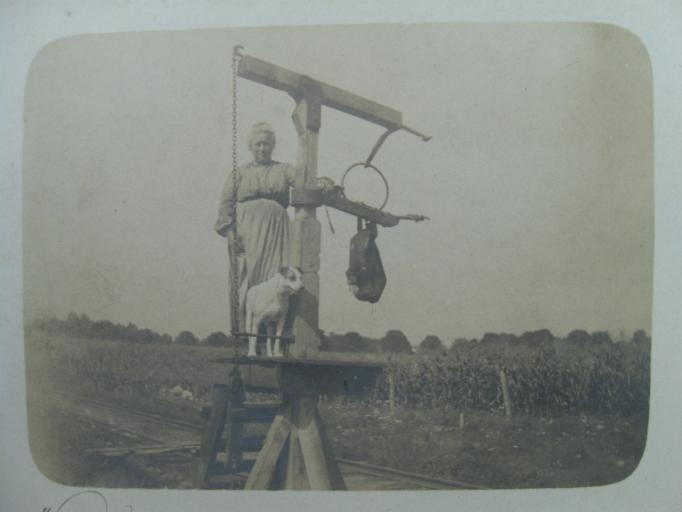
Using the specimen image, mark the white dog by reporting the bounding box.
[244,267,304,357]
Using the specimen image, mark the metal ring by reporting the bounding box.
[340,162,390,211]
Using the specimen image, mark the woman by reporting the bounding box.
[215,122,330,330]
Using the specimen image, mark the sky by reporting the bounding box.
[22,23,653,344]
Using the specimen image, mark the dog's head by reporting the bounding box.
[277,266,304,295]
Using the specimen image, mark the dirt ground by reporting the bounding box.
[320,400,647,488]
[27,387,647,490]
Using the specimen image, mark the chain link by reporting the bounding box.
[229,47,242,358]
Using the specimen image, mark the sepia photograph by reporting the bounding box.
[3,1,681,508]
[19,22,656,493]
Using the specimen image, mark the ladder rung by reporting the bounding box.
[232,405,278,423]
[218,435,264,453]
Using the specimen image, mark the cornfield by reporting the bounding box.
[26,331,650,417]
[376,340,650,416]
[26,333,231,402]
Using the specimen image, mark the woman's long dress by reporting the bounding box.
[215,161,296,329]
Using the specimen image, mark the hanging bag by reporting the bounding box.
[346,219,386,303]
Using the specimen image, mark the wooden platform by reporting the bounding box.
[209,356,388,397]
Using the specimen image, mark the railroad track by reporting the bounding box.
[50,390,484,491]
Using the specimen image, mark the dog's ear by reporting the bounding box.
[279,266,289,277]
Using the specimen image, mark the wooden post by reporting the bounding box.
[244,404,293,489]
[290,82,322,358]
[285,418,310,489]
[194,384,229,487]
[499,369,512,419]
[294,396,332,490]
[388,371,396,411]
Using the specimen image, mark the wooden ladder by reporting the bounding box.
[194,371,276,489]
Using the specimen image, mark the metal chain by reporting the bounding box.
[229,46,243,358]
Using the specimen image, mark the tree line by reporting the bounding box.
[27,313,650,354]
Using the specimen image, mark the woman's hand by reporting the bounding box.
[316,177,337,194]
[226,230,245,255]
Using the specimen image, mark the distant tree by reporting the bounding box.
[591,331,613,344]
[204,331,231,347]
[418,335,445,355]
[159,334,173,344]
[320,332,347,352]
[480,332,501,345]
[567,329,592,345]
[499,333,519,345]
[123,322,139,341]
[380,330,413,354]
[136,328,156,344]
[520,329,554,347]
[175,330,198,345]
[344,331,366,352]
[632,329,650,346]
[449,337,470,353]
[65,312,91,337]
[91,320,117,339]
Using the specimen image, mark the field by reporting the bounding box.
[24,331,649,489]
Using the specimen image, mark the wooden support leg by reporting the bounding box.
[285,415,310,490]
[315,407,346,490]
[223,400,246,473]
[294,396,332,490]
[244,404,292,490]
[194,384,229,488]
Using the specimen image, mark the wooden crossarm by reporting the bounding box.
[321,191,401,227]
[238,54,403,129]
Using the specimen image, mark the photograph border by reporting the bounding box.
[2,1,681,511]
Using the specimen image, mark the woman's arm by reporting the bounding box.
[285,163,336,193]
[214,174,237,237]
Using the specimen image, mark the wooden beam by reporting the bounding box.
[244,406,292,489]
[315,407,347,490]
[289,96,322,358]
[194,384,229,488]
[238,55,403,129]
[321,192,401,227]
[294,397,332,490]
[285,423,309,489]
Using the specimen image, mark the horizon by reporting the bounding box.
[26,311,649,348]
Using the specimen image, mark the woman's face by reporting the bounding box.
[249,132,275,164]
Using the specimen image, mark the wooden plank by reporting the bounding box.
[279,364,383,397]
[238,55,403,129]
[208,355,388,368]
[244,407,292,489]
[194,385,229,488]
[295,397,332,490]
